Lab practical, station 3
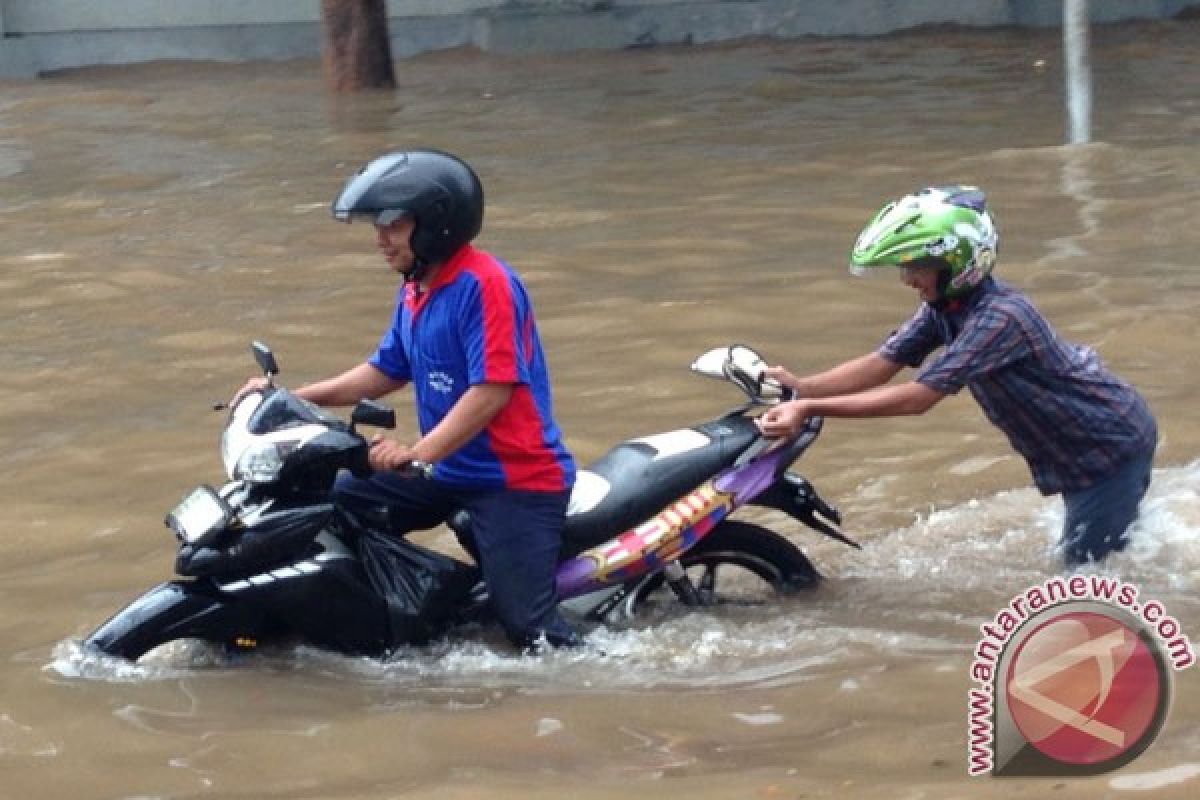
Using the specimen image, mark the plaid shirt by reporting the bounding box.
[878,278,1157,495]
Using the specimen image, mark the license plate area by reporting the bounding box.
[165,485,234,547]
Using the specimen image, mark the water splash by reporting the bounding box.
[48,463,1198,692]
[842,461,1200,597]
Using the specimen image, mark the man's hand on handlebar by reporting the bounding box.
[763,365,801,393]
[368,435,432,477]
[229,376,271,409]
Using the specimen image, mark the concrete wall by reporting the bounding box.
[2,0,1198,79]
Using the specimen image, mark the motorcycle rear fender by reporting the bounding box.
[748,471,859,549]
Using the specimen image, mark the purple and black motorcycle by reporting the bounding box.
[85,343,856,661]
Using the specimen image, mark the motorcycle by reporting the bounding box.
[85,343,857,662]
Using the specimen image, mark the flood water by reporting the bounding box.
[2,19,1199,799]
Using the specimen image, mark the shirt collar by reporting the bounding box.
[425,244,474,291]
[404,244,475,309]
[931,276,996,316]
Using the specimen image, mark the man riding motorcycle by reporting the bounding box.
[234,149,580,649]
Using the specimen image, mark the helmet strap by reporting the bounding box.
[935,269,952,300]
[928,269,964,311]
[932,272,986,311]
[403,258,431,285]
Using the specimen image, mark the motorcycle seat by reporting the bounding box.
[562,414,759,552]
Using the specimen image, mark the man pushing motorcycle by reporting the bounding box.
[757,186,1157,567]
[234,149,579,649]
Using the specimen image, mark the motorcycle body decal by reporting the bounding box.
[556,482,735,596]
[215,551,343,593]
[714,442,792,500]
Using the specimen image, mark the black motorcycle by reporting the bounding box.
[85,343,856,661]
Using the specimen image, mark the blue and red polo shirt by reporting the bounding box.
[879,277,1157,495]
[368,244,576,492]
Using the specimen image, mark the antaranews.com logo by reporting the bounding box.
[968,574,1195,777]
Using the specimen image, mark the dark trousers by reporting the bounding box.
[1060,450,1155,566]
[333,470,579,649]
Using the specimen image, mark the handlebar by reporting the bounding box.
[400,460,435,480]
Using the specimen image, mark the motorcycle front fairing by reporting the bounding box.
[168,387,375,577]
[209,519,396,657]
[175,500,336,578]
[86,344,422,661]
[242,389,350,437]
[222,390,371,491]
[87,534,397,660]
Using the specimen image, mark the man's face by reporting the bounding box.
[902,264,943,304]
[374,217,416,276]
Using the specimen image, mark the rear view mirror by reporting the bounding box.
[251,341,279,377]
[690,344,786,404]
[690,346,731,381]
[351,399,396,430]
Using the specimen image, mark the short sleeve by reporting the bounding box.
[368,302,412,381]
[878,305,942,368]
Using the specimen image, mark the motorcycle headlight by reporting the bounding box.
[233,439,299,484]
[219,391,330,484]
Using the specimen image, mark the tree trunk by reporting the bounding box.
[320,0,396,92]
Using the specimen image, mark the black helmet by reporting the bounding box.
[332,149,484,267]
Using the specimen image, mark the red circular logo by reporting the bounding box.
[1005,610,1165,767]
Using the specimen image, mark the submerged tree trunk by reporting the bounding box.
[320,0,396,91]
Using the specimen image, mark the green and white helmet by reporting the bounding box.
[850,185,998,299]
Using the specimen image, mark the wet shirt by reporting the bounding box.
[878,278,1157,495]
[369,245,576,492]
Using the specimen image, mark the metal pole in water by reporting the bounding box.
[1064,0,1092,143]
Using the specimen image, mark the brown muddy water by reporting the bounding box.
[2,20,1199,800]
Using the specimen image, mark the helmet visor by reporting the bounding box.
[334,208,410,226]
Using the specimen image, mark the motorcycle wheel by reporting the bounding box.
[616,520,819,620]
